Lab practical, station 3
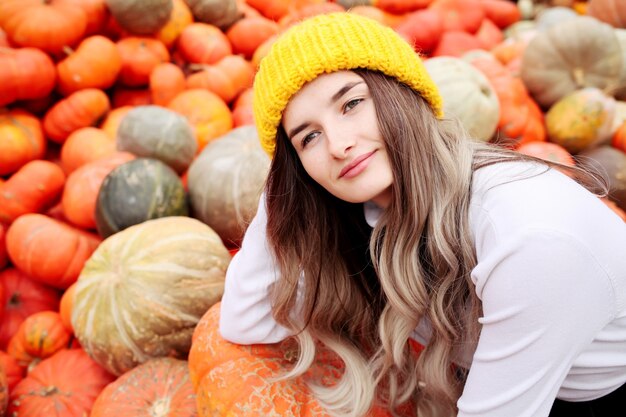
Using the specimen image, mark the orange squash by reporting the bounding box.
[150,62,186,106]
[516,141,575,167]
[116,37,170,87]
[189,303,407,417]
[155,0,194,49]
[60,127,116,174]
[90,358,197,417]
[0,268,60,349]
[395,8,443,54]
[56,35,122,96]
[58,0,110,36]
[0,350,23,392]
[0,160,66,224]
[0,47,56,107]
[0,224,7,270]
[613,120,626,153]
[226,15,279,59]
[6,214,102,289]
[7,311,71,371]
[43,88,111,144]
[479,0,521,29]
[430,0,485,33]
[232,87,254,127]
[176,22,232,65]
[59,283,76,333]
[186,55,255,104]
[0,358,7,416]
[588,0,626,28]
[0,109,47,176]
[8,348,115,417]
[100,105,133,138]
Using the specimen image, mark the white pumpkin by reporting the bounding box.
[424,56,500,142]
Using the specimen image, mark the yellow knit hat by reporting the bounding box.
[253,12,443,156]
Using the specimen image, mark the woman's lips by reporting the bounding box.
[339,151,375,178]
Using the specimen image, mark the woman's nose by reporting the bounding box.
[326,125,355,158]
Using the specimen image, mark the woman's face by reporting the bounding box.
[282,71,393,208]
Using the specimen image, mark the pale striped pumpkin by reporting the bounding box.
[72,216,231,376]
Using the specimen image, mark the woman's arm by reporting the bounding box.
[219,193,294,344]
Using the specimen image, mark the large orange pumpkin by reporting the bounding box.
[189,303,409,417]
[0,109,47,176]
[0,47,56,107]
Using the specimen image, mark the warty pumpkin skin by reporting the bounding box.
[187,126,270,248]
[95,158,189,238]
[521,16,623,109]
[116,105,197,174]
[72,216,231,376]
[105,0,173,35]
[90,357,197,417]
[189,303,411,417]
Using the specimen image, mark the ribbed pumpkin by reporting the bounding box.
[187,126,270,248]
[8,348,115,417]
[545,87,616,154]
[579,145,626,210]
[116,105,197,174]
[90,357,197,417]
[521,16,623,109]
[95,158,189,238]
[424,56,500,141]
[0,109,47,176]
[105,0,173,35]
[189,303,410,417]
[72,216,231,376]
[185,0,241,30]
[588,0,626,28]
[0,356,7,416]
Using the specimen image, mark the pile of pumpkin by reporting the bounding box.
[0,0,625,416]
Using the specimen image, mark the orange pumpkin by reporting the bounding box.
[279,2,346,28]
[0,47,56,107]
[116,37,170,87]
[0,109,47,176]
[613,120,626,153]
[43,88,111,144]
[347,5,409,29]
[0,160,66,224]
[478,0,521,29]
[59,283,76,333]
[395,8,444,54]
[516,141,575,167]
[90,357,197,417]
[60,127,116,174]
[0,350,23,392]
[56,35,122,96]
[430,0,485,33]
[176,22,232,65]
[5,214,102,289]
[58,0,110,36]
[8,348,115,417]
[111,86,153,108]
[149,62,186,106]
[0,358,7,416]
[186,55,255,103]
[0,0,87,55]
[232,87,254,127]
[0,268,60,349]
[167,89,233,151]
[7,311,71,371]
[226,16,279,59]
[465,52,546,147]
[371,0,433,14]
[432,30,483,57]
[189,303,407,417]
[0,224,7,270]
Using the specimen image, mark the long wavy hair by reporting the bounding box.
[264,69,607,417]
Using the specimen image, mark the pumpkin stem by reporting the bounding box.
[187,63,210,72]
[62,46,75,57]
[571,67,585,87]
[8,292,20,308]
[42,385,59,396]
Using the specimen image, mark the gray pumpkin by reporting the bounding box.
[116,105,197,174]
[187,126,270,247]
[184,0,242,31]
[105,0,173,35]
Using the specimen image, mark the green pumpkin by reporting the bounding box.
[95,158,189,238]
[116,105,197,174]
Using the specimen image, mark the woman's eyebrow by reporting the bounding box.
[330,81,364,104]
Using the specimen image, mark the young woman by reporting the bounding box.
[219,12,626,417]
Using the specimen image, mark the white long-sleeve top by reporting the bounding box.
[219,161,626,417]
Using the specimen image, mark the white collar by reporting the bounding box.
[364,200,383,227]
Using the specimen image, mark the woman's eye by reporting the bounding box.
[344,98,363,112]
[301,131,319,148]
